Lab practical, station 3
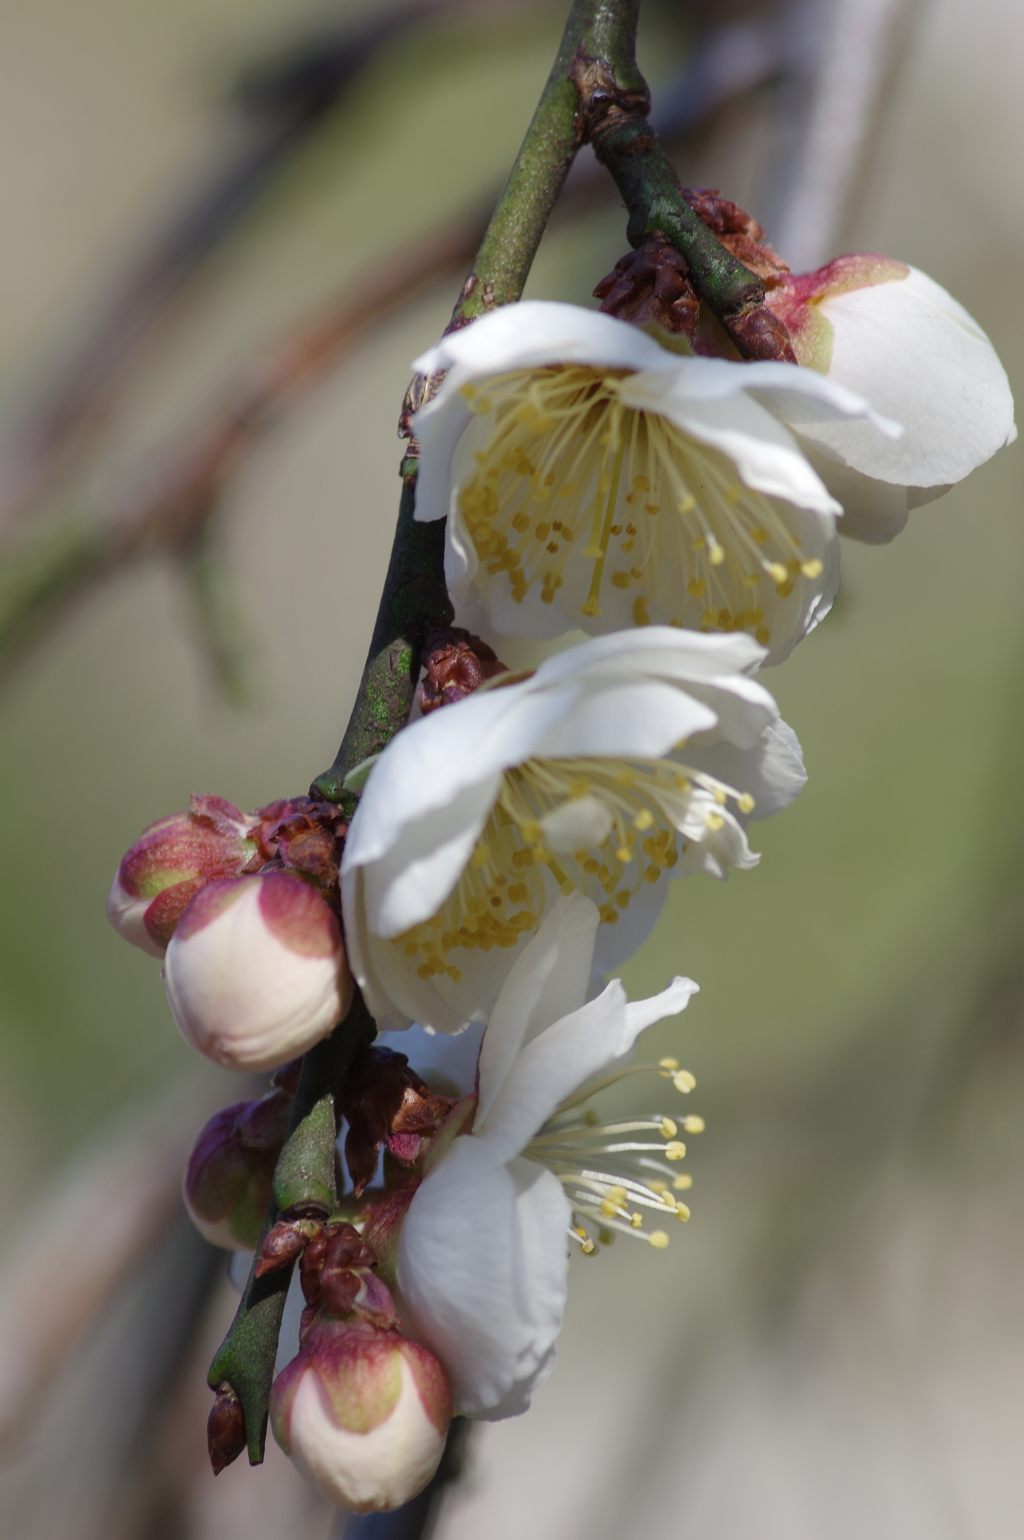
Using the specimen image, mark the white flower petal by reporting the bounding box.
[679,673,781,750]
[528,625,766,685]
[478,964,697,1163]
[413,301,670,391]
[397,1138,569,1418]
[342,695,513,868]
[789,265,1015,490]
[478,975,689,1164]
[591,874,670,984]
[683,719,806,820]
[796,437,911,543]
[475,894,600,1133]
[345,867,507,1035]
[624,974,700,1038]
[618,371,844,514]
[532,680,718,758]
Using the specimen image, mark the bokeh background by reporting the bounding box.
[0,0,1021,1535]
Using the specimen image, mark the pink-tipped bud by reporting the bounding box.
[270,1317,452,1514]
[108,795,261,956]
[183,1074,295,1249]
[164,870,352,1071]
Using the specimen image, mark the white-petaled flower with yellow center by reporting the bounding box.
[411,300,900,663]
[395,892,700,1420]
[341,627,804,1035]
[765,255,1016,542]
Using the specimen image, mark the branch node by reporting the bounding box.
[567,47,650,146]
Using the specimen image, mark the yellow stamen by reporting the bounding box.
[453,363,827,648]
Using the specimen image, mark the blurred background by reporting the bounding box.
[0,0,1021,1535]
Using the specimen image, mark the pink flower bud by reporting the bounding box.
[183,1074,295,1249]
[108,795,261,956]
[270,1316,452,1513]
[164,870,353,1071]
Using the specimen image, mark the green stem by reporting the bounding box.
[207,993,376,1463]
[568,30,794,358]
[450,0,645,325]
[595,121,764,318]
[309,474,452,811]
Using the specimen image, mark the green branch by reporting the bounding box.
[309,475,452,811]
[208,992,376,1463]
[450,0,644,325]
[569,39,793,358]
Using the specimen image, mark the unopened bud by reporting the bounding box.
[184,1079,294,1250]
[108,795,260,956]
[270,1317,452,1513]
[208,1382,247,1474]
[164,870,353,1071]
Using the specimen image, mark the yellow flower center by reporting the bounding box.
[457,366,824,641]
[395,755,753,981]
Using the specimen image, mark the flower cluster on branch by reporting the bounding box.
[105,0,1014,1520]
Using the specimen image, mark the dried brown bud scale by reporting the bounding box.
[340,1046,457,1197]
[255,1218,323,1278]
[416,627,507,714]
[682,188,790,285]
[594,236,700,339]
[208,1383,247,1475]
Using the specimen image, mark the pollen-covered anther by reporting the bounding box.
[391,753,755,977]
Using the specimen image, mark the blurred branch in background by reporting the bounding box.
[761,0,925,265]
[0,213,485,695]
[0,0,529,534]
[0,1072,253,1454]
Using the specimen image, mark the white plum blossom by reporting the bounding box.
[396,893,700,1419]
[340,628,805,1035]
[765,255,1016,541]
[164,870,352,1071]
[411,300,899,662]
